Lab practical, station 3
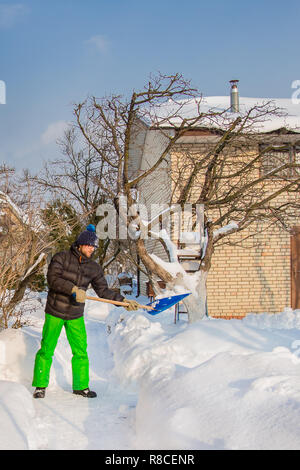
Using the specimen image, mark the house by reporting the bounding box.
[0,190,46,277]
[0,191,24,242]
[128,82,300,318]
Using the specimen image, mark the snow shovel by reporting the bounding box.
[145,292,191,315]
[86,293,191,315]
[85,295,155,311]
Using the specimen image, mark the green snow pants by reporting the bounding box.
[32,314,89,390]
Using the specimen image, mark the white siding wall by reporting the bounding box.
[135,129,172,296]
[128,119,148,181]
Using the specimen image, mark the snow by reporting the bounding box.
[118,272,133,279]
[0,190,44,232]
[150,252,186,279]
[154,96,300,133]
[21,252,46,281]
[0,292,137,450]
[213,221,239,238]
[107,308,300,450]
[2,291,300,449]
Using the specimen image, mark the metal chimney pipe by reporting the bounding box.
[229,79,239,112]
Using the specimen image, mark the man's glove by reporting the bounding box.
[124,299,140,311]
[71,286,86,303]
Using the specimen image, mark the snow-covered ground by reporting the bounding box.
[2,291,300,450]
[0,292,137,450]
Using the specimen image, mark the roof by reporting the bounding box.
[151,96,300,134]
[0,190,24,222]
[0,190,44,232]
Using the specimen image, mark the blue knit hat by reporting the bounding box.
[76,224,98,247]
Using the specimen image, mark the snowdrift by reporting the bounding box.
[0,326,45,449]
[106,307,300,450]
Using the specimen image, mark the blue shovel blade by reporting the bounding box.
[145,293,191,315]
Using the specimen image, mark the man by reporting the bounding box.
[32,224,140,399]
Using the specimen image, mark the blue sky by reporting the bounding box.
[0,0,300,171]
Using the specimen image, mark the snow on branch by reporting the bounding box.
[213,222,239,239]
[21,253,46,282]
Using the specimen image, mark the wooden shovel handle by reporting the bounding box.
[86,295,154,310]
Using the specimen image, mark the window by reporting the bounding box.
[260,143,300,179]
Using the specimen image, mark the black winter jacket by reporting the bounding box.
[45,243,124,320]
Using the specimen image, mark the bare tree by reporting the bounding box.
[0,164,17,197]
[33,126,108,212]
[0,185,47,328]
[32,125,122,266]
[0,172,82,329]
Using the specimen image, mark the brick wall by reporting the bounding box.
[207,225,291,317]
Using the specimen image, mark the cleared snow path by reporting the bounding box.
[29,315,137,450]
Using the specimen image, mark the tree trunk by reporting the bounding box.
[136,238,174,284]
[136,236,211,322]
[171,270,208,322]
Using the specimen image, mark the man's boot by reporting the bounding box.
[73,388,97,398]
[33,387,46,399]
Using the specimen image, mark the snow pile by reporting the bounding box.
[0,292,46,449]
[107,309,300,450]
[107,311,175,386]
[0,381,44,450]
[243,307,300,329]
[0,325,45,449]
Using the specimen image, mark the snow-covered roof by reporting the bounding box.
[0,190,24,221]
[152,96,300,134]
[118,272,133,279]
[0,190,44,232]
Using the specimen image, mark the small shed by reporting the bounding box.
[118,272,133,295]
